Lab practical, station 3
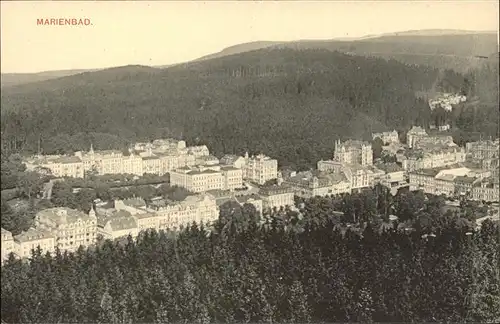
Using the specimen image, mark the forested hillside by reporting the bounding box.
[191,32,498,73]
[1,48,497,170]
[1,197,499,323]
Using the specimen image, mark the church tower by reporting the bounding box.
[89,204,97,219]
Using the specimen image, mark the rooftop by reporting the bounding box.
[453,176,477,184]
[36,207,93,225]
[142,156,160,161]
[123,198,147,208]
[14,228,54,243]
[54,156,82,164]
[259,184,294,196]
[374,162,403,173]
[187,169,220,175]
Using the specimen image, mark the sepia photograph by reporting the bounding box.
[1,1,499,323]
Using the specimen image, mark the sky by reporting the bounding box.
[1,1,498,73]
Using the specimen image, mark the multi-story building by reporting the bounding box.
[1,228,14,263]
[34,207,98,253]
[342,164,385,191]
[170,165,243,193]
[317,159,344,173]
[372,130,399,145]
[25,156,85,178]
[466,139,499,160]
[401,146,466,172]
[220,155,246,169]
[242,153,278,185]
[234,194,264,215]
[284,170,351,198]
[145,194,219,231]
[334,140,373,166]
[406,126,428,148]
[13,228,56,259]
[96,209,140,241]
[374,163,408,193]
[453,176,477,197]
[259,185,295,211]
[472,178,500,202]
[413,135,456,150]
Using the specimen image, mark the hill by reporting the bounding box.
[190,30,498,73]
[1,48,497,170]
[195,41,284,62]
[0,69,101,88]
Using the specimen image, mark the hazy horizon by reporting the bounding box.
[1,1,498,74]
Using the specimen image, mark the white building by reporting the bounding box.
[34,207,98,253]
[13,228,56,259]
[169,165,243,193]
[334,140,373,166]
[372,130,399,145]
[96,208,140,241]
[407,126,428,148]
[284,170,351,198]
[1,228,14,264]
[259,185,295,211]
[242,153,278,185]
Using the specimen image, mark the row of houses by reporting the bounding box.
[24,140,211,178]
[409,166,498,201]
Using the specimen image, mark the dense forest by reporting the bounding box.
[2,48,497,170]
[2,191,499,323]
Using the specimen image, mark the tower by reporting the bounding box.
[89,204,96,219]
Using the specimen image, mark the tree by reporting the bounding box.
[75,188,97,212]
[17,171,44,200]
[372,137,384,160]
[51,181,76,208]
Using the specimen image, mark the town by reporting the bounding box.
[2,126,498,263]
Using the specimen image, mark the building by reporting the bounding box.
[472,178,500,202]
[1,228,14,264]
[220,155,246,169]
[96,209,140,241]
[234,194,264,215]
[342,164,385,191]
[401,146,466,172]
[372,130,399,144]
[13,228,56,259]
[406,126,428,148]
[24,156,85,178]
[466,139,499,160]
[34,207,98,253]
[259,185,295,211]
[242,153,278,185]
[334,140,373,166]
[284,170,351,198]
[317,160,386,191]
[453,176,477,197]
[317,159,344,173]
[412,135,456,150]
[374,162,408,193]
[147,194,219,231]
[169,165,243,193]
